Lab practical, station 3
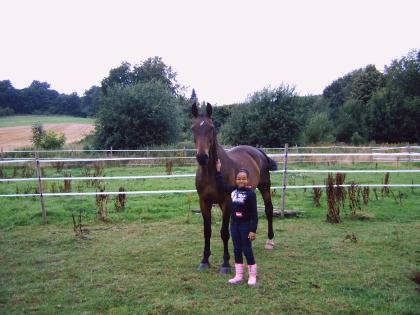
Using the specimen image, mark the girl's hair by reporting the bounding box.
[237,168,250,178]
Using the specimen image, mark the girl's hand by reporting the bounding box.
[248,232,256,241]
[216,159,222,172]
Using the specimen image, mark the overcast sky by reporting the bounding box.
[1,0,419,105]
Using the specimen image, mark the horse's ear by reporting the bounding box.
[192,102,198,118]
[206,102,213,118]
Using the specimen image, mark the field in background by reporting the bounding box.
[0,115,95,128]
[0,115,95,150]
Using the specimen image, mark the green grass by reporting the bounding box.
[0,115,95,128]
[0,163,419,314]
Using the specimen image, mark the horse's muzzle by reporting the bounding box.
[196,154,209,166]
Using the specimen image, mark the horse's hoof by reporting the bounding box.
[219,266,231,275]
[265,239,275,250]
[198,263,210,271]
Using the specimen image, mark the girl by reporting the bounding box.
[215,159,258,286]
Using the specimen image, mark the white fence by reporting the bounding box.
[1,147,419,223]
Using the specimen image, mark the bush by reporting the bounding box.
[31,123,66,150]
[40,130,66,149]
[94,80,181,149]
[301,112,335,144]
[31,123,45,148]
[350,132,366,145]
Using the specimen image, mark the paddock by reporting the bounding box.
[0,147,419,313]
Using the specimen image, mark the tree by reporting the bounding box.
[101,62,133,95]
[367,88,419,143]
[365,50,420,143]
[94,80,181,149]
[349,65,385,104]
[132,57,181,95]
[301,112,335,144]
[323,72,355,120]
[101,57,182,96]
[335,99,367,142]
[55,93,82,116]
[190,88,198,103]
[221,85,301,147]
[31,123,45,148]
[385,49,420,97]
[81,86,101,117]
[0,80,19,113]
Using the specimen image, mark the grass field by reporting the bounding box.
[0,162,419,314]
[0,115,95,128]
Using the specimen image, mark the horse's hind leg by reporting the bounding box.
[259,186,275,250]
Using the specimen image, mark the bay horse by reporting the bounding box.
[192,102,277,274]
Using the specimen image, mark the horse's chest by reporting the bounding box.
[197,185,218,201]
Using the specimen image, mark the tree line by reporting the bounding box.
[0,50,419,148]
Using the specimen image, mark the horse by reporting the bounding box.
[192,102,278,274]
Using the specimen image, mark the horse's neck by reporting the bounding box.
[199,143,226,178]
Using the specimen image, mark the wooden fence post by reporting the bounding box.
[34,151,47,224]
[280,143,289,218]
[407,145,411,162]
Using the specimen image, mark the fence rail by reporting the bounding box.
[2,145,419,154]
[1,184,419,199]
[1,146,419,223]
[1,152,419,165]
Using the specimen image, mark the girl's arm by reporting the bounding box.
[215,159,235,194]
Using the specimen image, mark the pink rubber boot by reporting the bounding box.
[248,264,257,286]
[228,263,244,284]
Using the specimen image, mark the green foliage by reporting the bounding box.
[81,85,101,117]
[335,99,367,142]
[385,49,420,97]
[31,122,65,149]
[0,106,14,116]
[101,57,181,96]
[350,131,366,145]
[322,50,419,144]
[31,122,45,148]
[0,80,86,117]
[221,85,301,146]
[40,130,66,149]
[211,104,236,132]
[367,88,420,143]
[301,112,335,144]
[94,80,181,149]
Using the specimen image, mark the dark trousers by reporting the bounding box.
[230,221,255,265]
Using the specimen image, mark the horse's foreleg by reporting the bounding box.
[219,201,231,275]
[260,188,275,250]
[198,200,212,271]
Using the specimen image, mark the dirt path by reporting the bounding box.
[0,124,95,150]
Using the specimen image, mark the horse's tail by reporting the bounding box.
[258,149,278,171]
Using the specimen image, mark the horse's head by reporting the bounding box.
[191,102,217,166]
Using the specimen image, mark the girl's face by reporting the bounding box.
[236,171,249,188]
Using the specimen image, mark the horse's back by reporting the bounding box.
[226,145,271,188]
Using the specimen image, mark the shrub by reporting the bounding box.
[40,130,66,150]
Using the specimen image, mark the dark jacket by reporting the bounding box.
[215,172,258,233]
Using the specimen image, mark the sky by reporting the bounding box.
[1,0,419,105]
